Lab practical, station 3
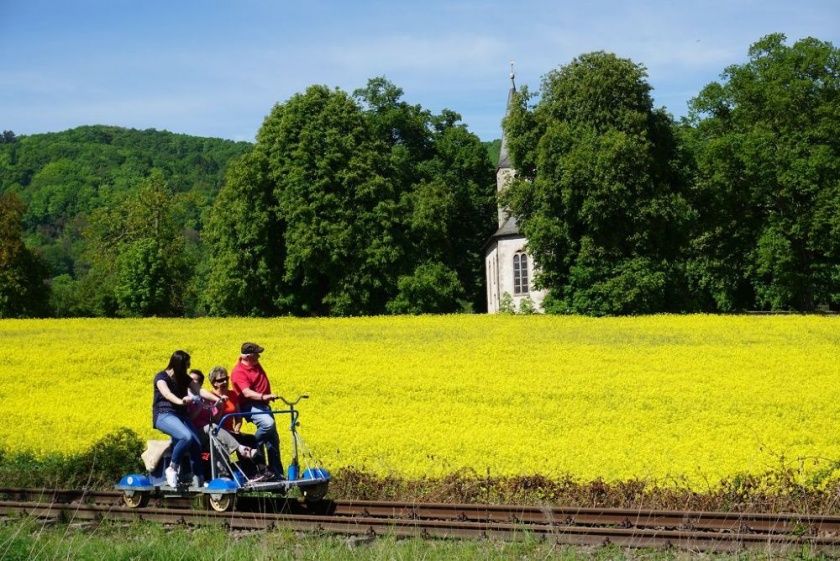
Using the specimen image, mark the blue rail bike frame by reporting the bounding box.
[212,395,307,481]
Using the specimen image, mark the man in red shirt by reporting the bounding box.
[231,342,283,479]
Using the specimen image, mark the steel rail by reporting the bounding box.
[332,500,840,535]
[1,499,838,553]
[2,488,838,535]
[1,488,839,552]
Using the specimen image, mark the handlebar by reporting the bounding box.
[278,394,309,406]
[186,394,226,408]
[191,394,307,408]
[212,394,309,435]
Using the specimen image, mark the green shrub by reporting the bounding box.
[0,427,144,488]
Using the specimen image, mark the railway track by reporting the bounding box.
[1,488,838,552]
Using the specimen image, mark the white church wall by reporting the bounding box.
[486,247,500,313]
[487,238,547,313]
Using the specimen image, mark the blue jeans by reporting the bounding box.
[155,412,202,475]
[248,403,283,478]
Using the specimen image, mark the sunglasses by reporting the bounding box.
[213,378,229,384]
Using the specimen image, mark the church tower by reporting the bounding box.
[484,66,547,313]
[496,72,516,228]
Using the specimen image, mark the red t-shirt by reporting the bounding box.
[211,390,240,432]
[231,359,271,407]
[187,399,212,431]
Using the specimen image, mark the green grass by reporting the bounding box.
[0,520,833,561]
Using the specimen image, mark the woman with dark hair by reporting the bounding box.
[152,350,221,488]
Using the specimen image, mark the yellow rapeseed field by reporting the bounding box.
[1,315,838,488]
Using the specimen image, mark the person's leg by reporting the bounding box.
[249,404,283,478]
[155,413,194,468]
[230,432,261,476]
[232,433,259,448]
[198,425,210,451]
[204,425,234,478]
[155,413,196,486]
[182,420,203,482]
[215,427,242,455]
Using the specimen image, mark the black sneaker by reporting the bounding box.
[249,472,268,483]
[266,469,287,482]
[252,466,277,482]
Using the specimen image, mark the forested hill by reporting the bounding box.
[0,126,496,250]
[0,125,251,222]
[0,125,251,315]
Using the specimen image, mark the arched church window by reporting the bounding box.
[513,253,529,295]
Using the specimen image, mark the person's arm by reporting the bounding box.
[156,378,191,406]
[232,368,277,402]
[211,399,241,433]
[185,379,226,404]
[228,394,242,433]
[240,387,277,402]
[199,387,226,403]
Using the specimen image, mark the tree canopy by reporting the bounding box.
[0,192,49,317]
[204,78,496,316]
[0,125,250,316]
[686,33,840,311]
[503,52,693,315]
[81,170,189,317]
[3,35,837,317]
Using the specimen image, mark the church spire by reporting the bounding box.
[510,60,517,89]
[497,61,516,170]
[495,62,519,227]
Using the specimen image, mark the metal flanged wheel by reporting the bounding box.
[122,491,149,508]
[208,494,236,512]
[302,483,329,503]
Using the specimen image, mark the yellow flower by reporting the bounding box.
[1,315,838,490]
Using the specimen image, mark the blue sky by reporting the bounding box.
[1,0,838,142]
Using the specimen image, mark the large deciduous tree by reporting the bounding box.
[202,150,283,316]
[687,34,840,311]
[0,192,50,317]
[204,79,495,316]
[82,170,189,316]
[354,79,496,314]
[270,84,400,315]
[503,52,692,315]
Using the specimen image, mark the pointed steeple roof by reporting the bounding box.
[497,64,516,170]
